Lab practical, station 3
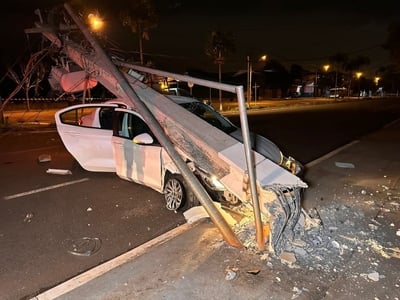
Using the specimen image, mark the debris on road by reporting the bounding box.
[23,213,34,223]
[224,267,238,280]
[46,168,72,175]
[38,154,52,163]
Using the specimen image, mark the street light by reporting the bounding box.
[88,13,104,31]
[322,65,330,97]
[356,72,363,97]
[247,54,267,104]
[374,76,381,96]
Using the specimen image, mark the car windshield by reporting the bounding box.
[179,102,237,134]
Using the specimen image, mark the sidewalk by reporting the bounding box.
[32,119,400,300]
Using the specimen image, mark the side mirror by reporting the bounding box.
[133,133,153,145]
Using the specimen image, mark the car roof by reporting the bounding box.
[105,96,198,107]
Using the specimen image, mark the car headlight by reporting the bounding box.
[282,156,303,175]
[194,166,225,192]
[209,175,225,191]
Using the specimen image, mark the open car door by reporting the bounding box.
[55,103,119,172]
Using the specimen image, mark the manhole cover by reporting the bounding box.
[67,237,102,256]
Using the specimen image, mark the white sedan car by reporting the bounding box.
[55,96,302,211]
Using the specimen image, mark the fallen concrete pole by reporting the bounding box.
[64,2,243,248]
[30,4,308,254]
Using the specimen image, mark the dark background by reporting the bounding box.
[0,0,397,75]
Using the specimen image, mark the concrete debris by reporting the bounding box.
[291,286,309,299]
[292,246,307,257]
[23,213,34,223]
[279,251,296,266]
[224,267,238,280]
[181,205,209,223]
[360,271,380,282]
[246,269,260,275]
[46,168,72,175]
[183,204,237,225]
[38,154,51,163]
[185,175,399,278]
[331,240,340,249]
[368,223,379,231]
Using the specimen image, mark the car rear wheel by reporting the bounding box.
[164,174,198,211]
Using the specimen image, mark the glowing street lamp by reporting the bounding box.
[374,76,380,85]
[247,54,267,103]
[260,55,267,62]
[323,64,330,72]
[356,72,363,97]
[88,13,104,31]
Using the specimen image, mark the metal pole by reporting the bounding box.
[64,2,243,248]
[334,69,338,98]
[314,69,318,97]
[247,56,250,105]
[249,63,252,103]
[236,85,265,250]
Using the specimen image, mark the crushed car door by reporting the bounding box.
[55,103,119,172]
[111,109,164,192]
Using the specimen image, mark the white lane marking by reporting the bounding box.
[31,222,195,300]
[1,145,63,156]
[3,178,90,200]
[305,140,359,168]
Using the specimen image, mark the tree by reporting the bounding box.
[344,56,370,96]
[378,65,400,94]
[205,31,235,110]
[120,0,158,65]
[4,49,49,111]
[328,52,348,89]
[383,22,400,69]
[263,59,290,98]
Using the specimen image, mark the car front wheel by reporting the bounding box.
[164,175,186,211]
[164,174,200,211]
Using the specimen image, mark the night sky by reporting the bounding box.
[0,0,397,76]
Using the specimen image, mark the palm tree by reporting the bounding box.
[120,0,158,65]
[205,31,235,110]
[383,22,400,69]
[328,52,348,91]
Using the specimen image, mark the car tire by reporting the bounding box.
[164,174,198,211]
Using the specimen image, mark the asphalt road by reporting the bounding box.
[0,97,399,299]
[0,129,186,300]
[228,97,400,163]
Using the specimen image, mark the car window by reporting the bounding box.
[99,107,115,129]
[114,111,158,143]
[59,107,99,127]
[179,102,237,134]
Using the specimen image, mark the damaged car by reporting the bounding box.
[55,96,303,211]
